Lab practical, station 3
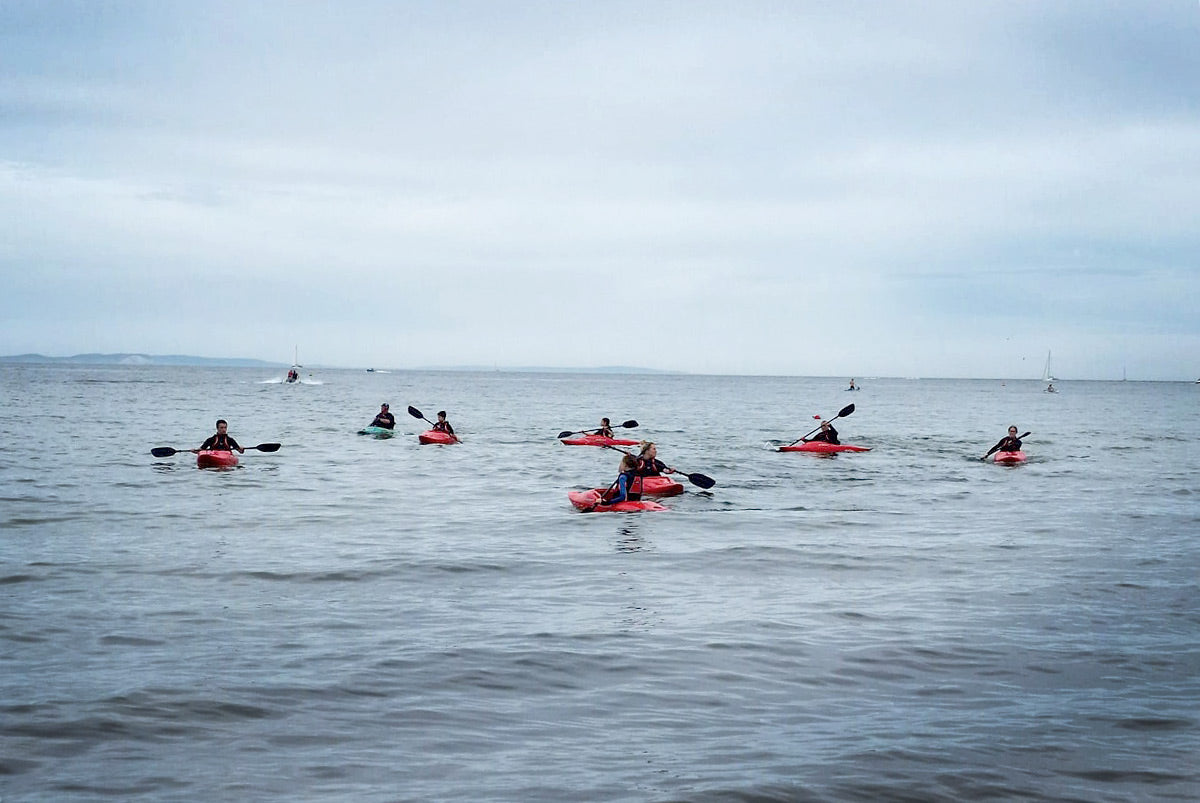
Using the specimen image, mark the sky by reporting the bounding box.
[1,1,1198,379]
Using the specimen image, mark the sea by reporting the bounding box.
[2,364,1197,802]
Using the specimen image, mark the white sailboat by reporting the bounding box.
[1042,351,1057,392]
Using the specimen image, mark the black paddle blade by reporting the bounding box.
[151,447,179,457]
[557,431,573,439]
[838,403,855,418]
[254,443,282,452]
[620,420,638,429]
[685,472,716,489]
[407,406,424,419]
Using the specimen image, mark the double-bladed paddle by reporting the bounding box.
[981,432,1031,461]
[408,405,460,442]
[557,420,638,439]
[151,443,281,458]
[602,444,716,490]
[786,404,855,447]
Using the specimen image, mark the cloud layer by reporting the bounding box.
[3,1,1198,378]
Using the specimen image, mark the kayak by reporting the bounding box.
[993,450,1027,464]
[418,430,458,445]
[585,476,684,498]
[358,425,395,437]
[778,442,871,453]
[568,489,668,513]
[560,434,640,447]
[197,449,239,468]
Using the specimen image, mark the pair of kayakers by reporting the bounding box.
[603,442,676,505]
[362,405,455,435]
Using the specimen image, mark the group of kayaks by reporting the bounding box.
[358,405,461,445]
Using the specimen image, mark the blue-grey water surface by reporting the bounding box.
[2,365,1198,801]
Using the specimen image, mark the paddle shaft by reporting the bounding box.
[151,443,281,458]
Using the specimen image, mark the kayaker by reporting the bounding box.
[370,403,395,430]
[596,417,614,438]
[432,411,455,437]
[635,442,676,477]
[195,419,244,454]
[848,378,857,391]
[806,421,840,445]
[983,426,1023,460]
[601,454,642,505]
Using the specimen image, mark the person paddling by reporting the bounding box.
[635,442,676,477]
[596,417,614,438]
[196,419,244,454]
[370,403,395,430]
[603,454,642,505]
[432,411,455,437]
[983,426,1023,460]
[806,421,840,445]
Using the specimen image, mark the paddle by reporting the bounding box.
[408,405,460,442]
[151,443,281,458]
[981,432,1031,461]
[602,444,716,490]
[557,420,638,439]
[786,403,855,447]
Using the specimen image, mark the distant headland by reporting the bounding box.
[0,353,284,368]
[0,353,676,373]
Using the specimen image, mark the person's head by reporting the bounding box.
[437,411,447,421]
[601,417,610,426]
[380,403,389,411]
[1008,426,1018,436]
[215,419,228,433]
[620,454,637,472]
[821,422,831,431]
[638,441,656,459]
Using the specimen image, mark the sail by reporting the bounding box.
[1042,351,1055,382]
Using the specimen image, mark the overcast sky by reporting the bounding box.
[2,1,1197,379]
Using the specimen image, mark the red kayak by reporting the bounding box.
[587,476,684,497]
[778,442,871,453]
[993,450,1026,464]
[418,430,458,445]
[568,489,667,513]
[560,434,640,447]
[196,449,239,468]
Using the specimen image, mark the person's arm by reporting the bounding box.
[983,438,1005,458]
[608,474,629,505]
[198,435,215,451]
[229,437,244,453]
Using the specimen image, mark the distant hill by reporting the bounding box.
[0,353,284,367]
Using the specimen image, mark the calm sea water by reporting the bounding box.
[2,364,1197,802]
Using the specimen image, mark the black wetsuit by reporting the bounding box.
[988,435,1023,455]
[433,420,455,435]
[200,433,241,452]
[371,411,395,429]
[807,425,839,445]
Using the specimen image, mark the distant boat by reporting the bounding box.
[1042,351,1056,392]
[286,346,301,383]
